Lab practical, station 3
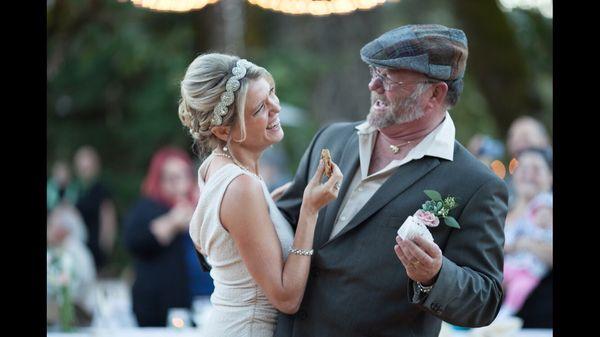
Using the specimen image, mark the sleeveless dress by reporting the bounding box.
[189,154,294,337]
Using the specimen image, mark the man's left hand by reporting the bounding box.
[394,235,442,286]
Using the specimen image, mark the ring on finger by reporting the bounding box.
[333,182,341,190]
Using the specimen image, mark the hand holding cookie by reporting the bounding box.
[301,149,343,214]
[321,149,333,178]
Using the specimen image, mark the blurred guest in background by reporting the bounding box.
[47,204,97,324]
[506,116,550,159]
[47,160,79,212]
[505,117,551,207]
[467,134,505,167]
[123,146,211,327]
[73,145,118,272]
[502,147,553,327]
[500,192,552,319]
[506,148,552,225]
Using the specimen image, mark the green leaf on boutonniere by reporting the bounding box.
[424,190,442,201]
[444,216,460,229]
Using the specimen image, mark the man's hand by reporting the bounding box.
[271,181,292,202]
[394,235,442,286]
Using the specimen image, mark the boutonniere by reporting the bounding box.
[420,190,460,229]
[397,190,460,242]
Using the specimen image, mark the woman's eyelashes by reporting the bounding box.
[253,87,275,116]
[253,103,264,116]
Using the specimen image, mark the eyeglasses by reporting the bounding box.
[369,66,438,91]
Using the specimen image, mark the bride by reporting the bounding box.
[178,53,343,337]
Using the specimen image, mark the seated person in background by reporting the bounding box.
[500,192,552,319]
[47,203,97,324]
[499,148,553,320]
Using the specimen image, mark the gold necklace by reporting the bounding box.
[212,152,262,180]
[389,140,412,154]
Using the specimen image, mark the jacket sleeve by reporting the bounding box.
[276,124,331,229]
[122,200,168,260]
[407,178,508,327]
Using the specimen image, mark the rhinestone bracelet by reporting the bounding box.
[289,248,314,256]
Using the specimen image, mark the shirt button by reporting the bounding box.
[340,216,347,221]
[357,187,363,192]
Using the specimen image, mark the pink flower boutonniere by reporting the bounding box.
[420,190,460,229]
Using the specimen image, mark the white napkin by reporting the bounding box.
[469,316,523,337]
[397,215,434,242]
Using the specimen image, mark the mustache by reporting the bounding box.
[371,93,388,104]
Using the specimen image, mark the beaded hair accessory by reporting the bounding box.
[211,59,251,126]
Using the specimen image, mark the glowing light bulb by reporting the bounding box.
[172,317,185,328]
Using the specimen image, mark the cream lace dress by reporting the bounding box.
[189,153,294,337]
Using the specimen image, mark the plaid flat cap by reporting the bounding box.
[360,24,468,81]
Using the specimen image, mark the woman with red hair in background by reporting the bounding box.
[123,146,204,326]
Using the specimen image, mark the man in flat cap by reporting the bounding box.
[274,24,508,337]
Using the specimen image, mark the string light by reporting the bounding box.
[247,0,387,15]
[130,0,221,12]
[129,0,388,15]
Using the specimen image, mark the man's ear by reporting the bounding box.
[211,125,230,142]
[432,82,448,105]
[426,82,448,111]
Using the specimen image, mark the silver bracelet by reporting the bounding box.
[289,248,314,256]
[417,281,433,293]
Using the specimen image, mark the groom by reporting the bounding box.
[275,24,508,337]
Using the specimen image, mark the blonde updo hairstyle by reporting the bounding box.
[178,53,274,155]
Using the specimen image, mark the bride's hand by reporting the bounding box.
[302,160,343,214]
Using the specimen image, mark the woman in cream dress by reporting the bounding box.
[178,53,343,337]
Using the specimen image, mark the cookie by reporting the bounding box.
[321,149,333,177]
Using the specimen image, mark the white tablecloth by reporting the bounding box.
[48,328,201,337]
[47,328,553,337]
[452,330,552,337]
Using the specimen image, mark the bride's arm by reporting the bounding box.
[221,163,340,314]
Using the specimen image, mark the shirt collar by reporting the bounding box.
[355,111,455,162]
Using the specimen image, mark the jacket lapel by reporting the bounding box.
[321,156,441,248]
[314,132,360,248]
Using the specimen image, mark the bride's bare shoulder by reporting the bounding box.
[220,174,268,231]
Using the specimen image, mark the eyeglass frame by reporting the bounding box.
[368,66,440,91]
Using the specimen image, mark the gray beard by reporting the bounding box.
[367,85,427,128]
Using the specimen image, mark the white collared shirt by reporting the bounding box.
[328,111,456,240]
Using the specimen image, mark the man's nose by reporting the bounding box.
[369,77,385,94]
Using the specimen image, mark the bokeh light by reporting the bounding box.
[490,160,507,179]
